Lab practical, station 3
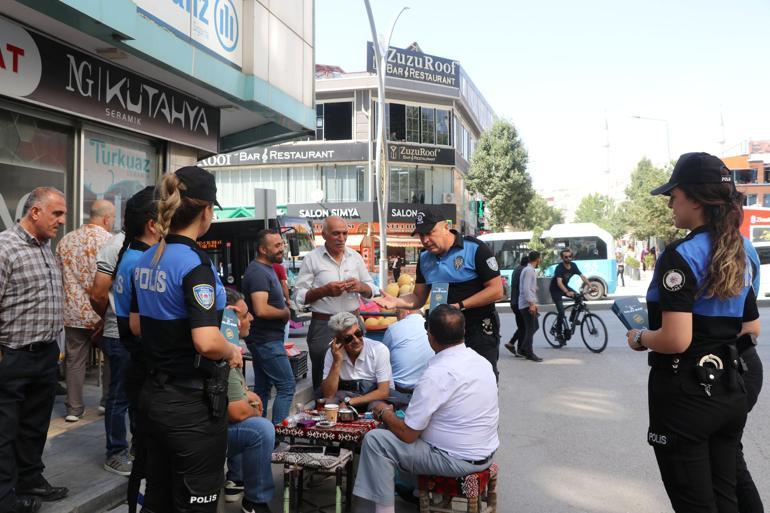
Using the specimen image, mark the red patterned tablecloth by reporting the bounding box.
[275,419,378,444]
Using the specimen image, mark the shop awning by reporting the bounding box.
[314,235,366,249]
[375,236,424,248]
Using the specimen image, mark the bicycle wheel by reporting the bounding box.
[542,312,561,348]
[580,313,608,353]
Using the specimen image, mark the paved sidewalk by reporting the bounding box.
[39,335,315,513]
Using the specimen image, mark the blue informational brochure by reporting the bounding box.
[220,308,240,346]
[429,282,449,312]
[611,297,649,331]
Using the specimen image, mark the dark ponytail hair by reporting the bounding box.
[678,171,746,300]
[113,186,158,278]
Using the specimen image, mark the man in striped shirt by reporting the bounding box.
[0,187,69,513]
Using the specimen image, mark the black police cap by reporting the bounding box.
[412,208,446,236]
[175,166,221,207]
[125,186,157,220]
[650,152,733,196]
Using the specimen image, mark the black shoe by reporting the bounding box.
[16,478,68,502]
[55,383,66,396]
[525,353,543,362]
[503,343,517,355]
[514,349,525,358]
[10,496,41,513]
[242,497,272,513]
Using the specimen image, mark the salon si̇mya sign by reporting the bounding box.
[0,16,220,153]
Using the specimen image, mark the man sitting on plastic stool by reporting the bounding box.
[353,305,499,513]
[223,289,275,513]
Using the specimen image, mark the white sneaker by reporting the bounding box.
[225,480,244,503]
[64,414,80,422]
[98,405,106,415]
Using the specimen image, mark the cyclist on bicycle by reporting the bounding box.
[549,248,591,344]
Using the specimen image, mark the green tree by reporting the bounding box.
[574,193,625,238]
[467,119,533,230]
[525,193,565,232]
[623,158,683,243]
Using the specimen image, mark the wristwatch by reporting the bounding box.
[458,301,466,311]
[633,328,647,348]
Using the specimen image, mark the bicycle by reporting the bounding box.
[542,293,608,353]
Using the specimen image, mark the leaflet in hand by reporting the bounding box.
[611,297,648,331]
[220,308,240,346]
[430,282,449,312]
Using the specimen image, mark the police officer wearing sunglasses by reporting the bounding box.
[626,153,761,513]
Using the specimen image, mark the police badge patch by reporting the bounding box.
[662,270,685,292]
[454,256,464,270]
[486,257,499,272]
[192,284,215,309]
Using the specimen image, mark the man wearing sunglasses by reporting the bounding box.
[319,312,391,408]
[549,248,591,344]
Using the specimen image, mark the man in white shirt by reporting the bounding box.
[294,216,377,391]
[353,305,499,513]
[320,312,391,409]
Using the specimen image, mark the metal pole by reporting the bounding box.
[363,1,408,288]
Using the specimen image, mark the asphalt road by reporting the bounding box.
[111,306,770,513]
[493,307,770,513]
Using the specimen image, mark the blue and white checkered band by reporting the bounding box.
[193,284,215,309]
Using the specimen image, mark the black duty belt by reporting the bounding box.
[149,369,205,391]
[648,349,739,371]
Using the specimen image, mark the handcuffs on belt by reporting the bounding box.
[695,354,724,397]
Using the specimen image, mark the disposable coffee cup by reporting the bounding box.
[324,404,339,423]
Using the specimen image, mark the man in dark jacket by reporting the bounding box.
[504,256,529,357]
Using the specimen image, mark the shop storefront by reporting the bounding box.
[1,2,315,234]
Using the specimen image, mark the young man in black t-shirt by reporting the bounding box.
[549,248,590,344]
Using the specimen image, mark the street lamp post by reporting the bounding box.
[363,1,409,288]
[632,115,671,162]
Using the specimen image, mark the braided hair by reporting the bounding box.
[113,186,158,278]
[152,173,210,266]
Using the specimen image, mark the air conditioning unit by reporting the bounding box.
[442,193,456,204]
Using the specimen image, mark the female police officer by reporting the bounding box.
[626,152,760,513]
[130,166,242,513]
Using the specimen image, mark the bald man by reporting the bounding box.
[294,216,378,391]
[56,199,116,422]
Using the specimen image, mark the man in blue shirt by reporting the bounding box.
[381,308,434,405]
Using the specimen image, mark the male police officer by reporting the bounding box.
[375,208,504,379]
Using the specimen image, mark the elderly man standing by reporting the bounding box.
[57,199,115,422]
[0,188,70,513]
[294,216,377,391]
[320,312,391,409]
[353,305,499,513]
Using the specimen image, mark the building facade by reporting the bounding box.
[0,0,315,233]
[723,140,770,208]
[202,42,496,266]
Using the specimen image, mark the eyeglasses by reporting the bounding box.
[341,330,363,344]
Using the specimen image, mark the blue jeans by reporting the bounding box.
[102,336,130,456]
[248,340,296,424]
[227,416,275,503]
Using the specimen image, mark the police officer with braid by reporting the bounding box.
[374,207,504,379]
[130,167,242,513]
[626,153,760,513]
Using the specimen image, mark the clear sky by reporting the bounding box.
[316,0,770,203]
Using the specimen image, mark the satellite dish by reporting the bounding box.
[311,189,325,203]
